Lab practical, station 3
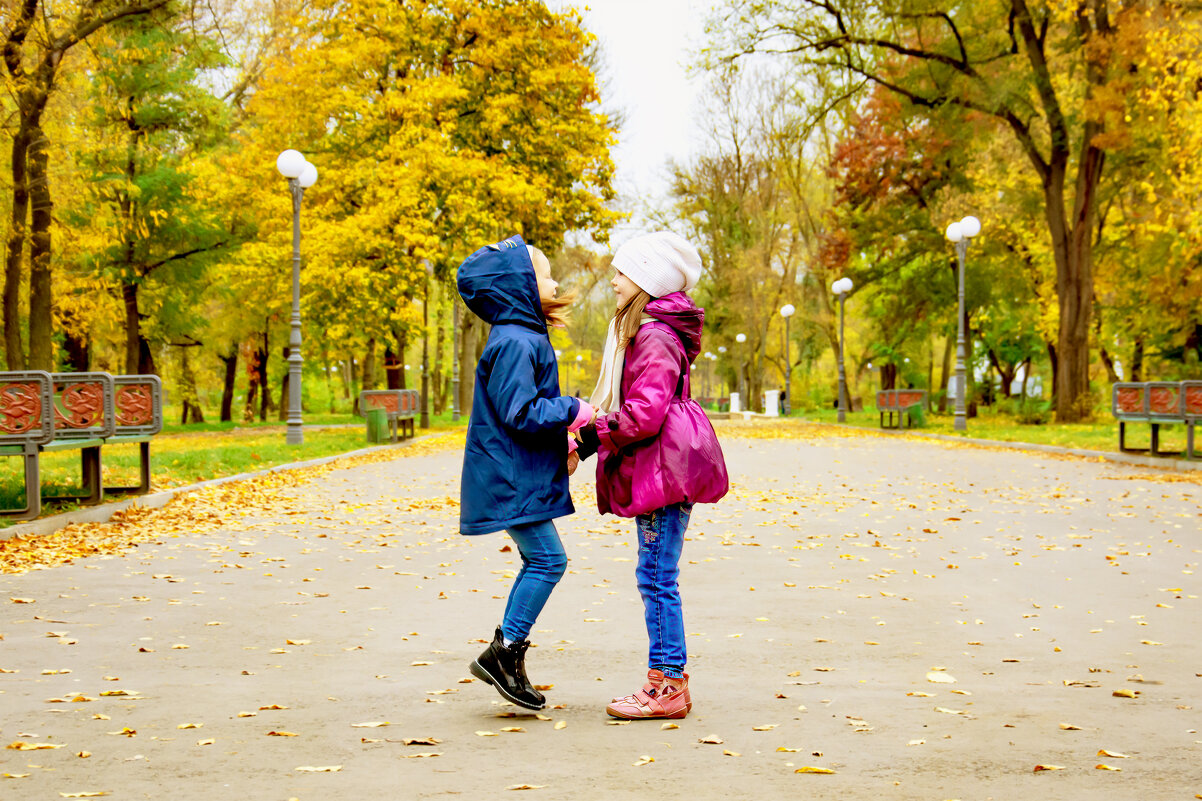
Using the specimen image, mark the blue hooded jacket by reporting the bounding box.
[456,235,581,535]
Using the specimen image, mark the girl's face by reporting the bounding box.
[611,270,641,310]
[532,250,558,306]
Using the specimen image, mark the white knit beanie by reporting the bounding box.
[611,232,701,298]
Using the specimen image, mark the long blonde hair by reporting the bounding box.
[613,289,653,348]
[529,246,577,328]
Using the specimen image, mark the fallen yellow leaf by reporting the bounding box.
[295,766,342,773]
[1097,749,1132,758]
[699,735,724,744]
[554,721,567,730]
[795,766,835,774]
[1095,764,1121,771]
[8,741,65,750]
[505,785,545,791]
[926,671,956,684]
[1033,764,1065,772]
[632,755,654,766]
[267,731,298,737]
[59,793,108,798]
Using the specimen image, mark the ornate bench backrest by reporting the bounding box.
[113,375,163,436]
[1184,381,1202,419]
[361,390,401,415]
[1112,383,1148,418]
[1147,382,1183,418]
[51,372,115,440]
[400,389,419,414]
[0,371,54,446]
[896,390,926,408]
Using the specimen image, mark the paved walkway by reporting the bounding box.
[1,423,1198,799]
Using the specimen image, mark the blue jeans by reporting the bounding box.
[635,502,692,670]
[501,519,567,643]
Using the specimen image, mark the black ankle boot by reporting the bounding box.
[469,626,545,710]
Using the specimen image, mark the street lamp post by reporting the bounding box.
[276,149,318,445]
[451,296,460,423]
[945,215,982,432]
[780,303,795,415]
[717,346,728,400]
[832,277,854,423]
[421,260,432,430]
[574,354,582,397]
[735,333,747,411]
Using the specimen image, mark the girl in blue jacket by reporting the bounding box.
[457,235,595,710]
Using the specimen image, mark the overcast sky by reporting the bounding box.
[549,0,721,243]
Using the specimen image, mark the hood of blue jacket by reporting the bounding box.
[456,235,546,333]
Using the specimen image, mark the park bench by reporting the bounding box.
[877,389,927,429]
[359,389,419,442]
[1111,381,1200,459]
[0,371,163,520]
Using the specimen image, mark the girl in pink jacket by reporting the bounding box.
[578,232,728,720]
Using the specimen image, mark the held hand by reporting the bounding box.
[567,451,580,476]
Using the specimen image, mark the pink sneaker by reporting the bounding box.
[606,669,691,720]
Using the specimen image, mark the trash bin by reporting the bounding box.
[366,408,390,443]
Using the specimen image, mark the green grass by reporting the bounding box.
[794,405,1194,455]
[0,410,466,526]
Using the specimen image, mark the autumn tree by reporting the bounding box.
[70,3,231,375]
[2,0,170,371]
[708,0,1194,420]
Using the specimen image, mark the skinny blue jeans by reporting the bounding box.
[501,519,567,643]
[635,502,693,670]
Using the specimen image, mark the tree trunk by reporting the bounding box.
[362,337,377,391]
[880,363,896,391]
[320,340,335,414]
[434,301,447,414]
[938,333,953,412]
[459,313,480,415]
[384,344,401,390]
[4,125,30,371]
[180,345,204,424]
[219,347,237,422]
[1131,338,1144,382]
[259,329,271,421]
[123,282,141,374]
[26,128,52,371]
[60,308,89,372]
[278,346,290,422]
[243,343,257,422]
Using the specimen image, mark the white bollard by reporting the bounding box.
[729,392,741,414]
[763,390,780,417]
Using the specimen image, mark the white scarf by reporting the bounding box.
[589,315,655,413]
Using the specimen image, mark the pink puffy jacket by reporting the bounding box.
[593,292,729,517]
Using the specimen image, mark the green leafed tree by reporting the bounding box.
[68,1,232,375]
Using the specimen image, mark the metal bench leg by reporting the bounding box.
[1151,424,1160,457]
[1188,422,1195,461]
[15,444,42,520]
[138,440,151,493]
[1119,421,1126,452]
[81,445,103,505]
